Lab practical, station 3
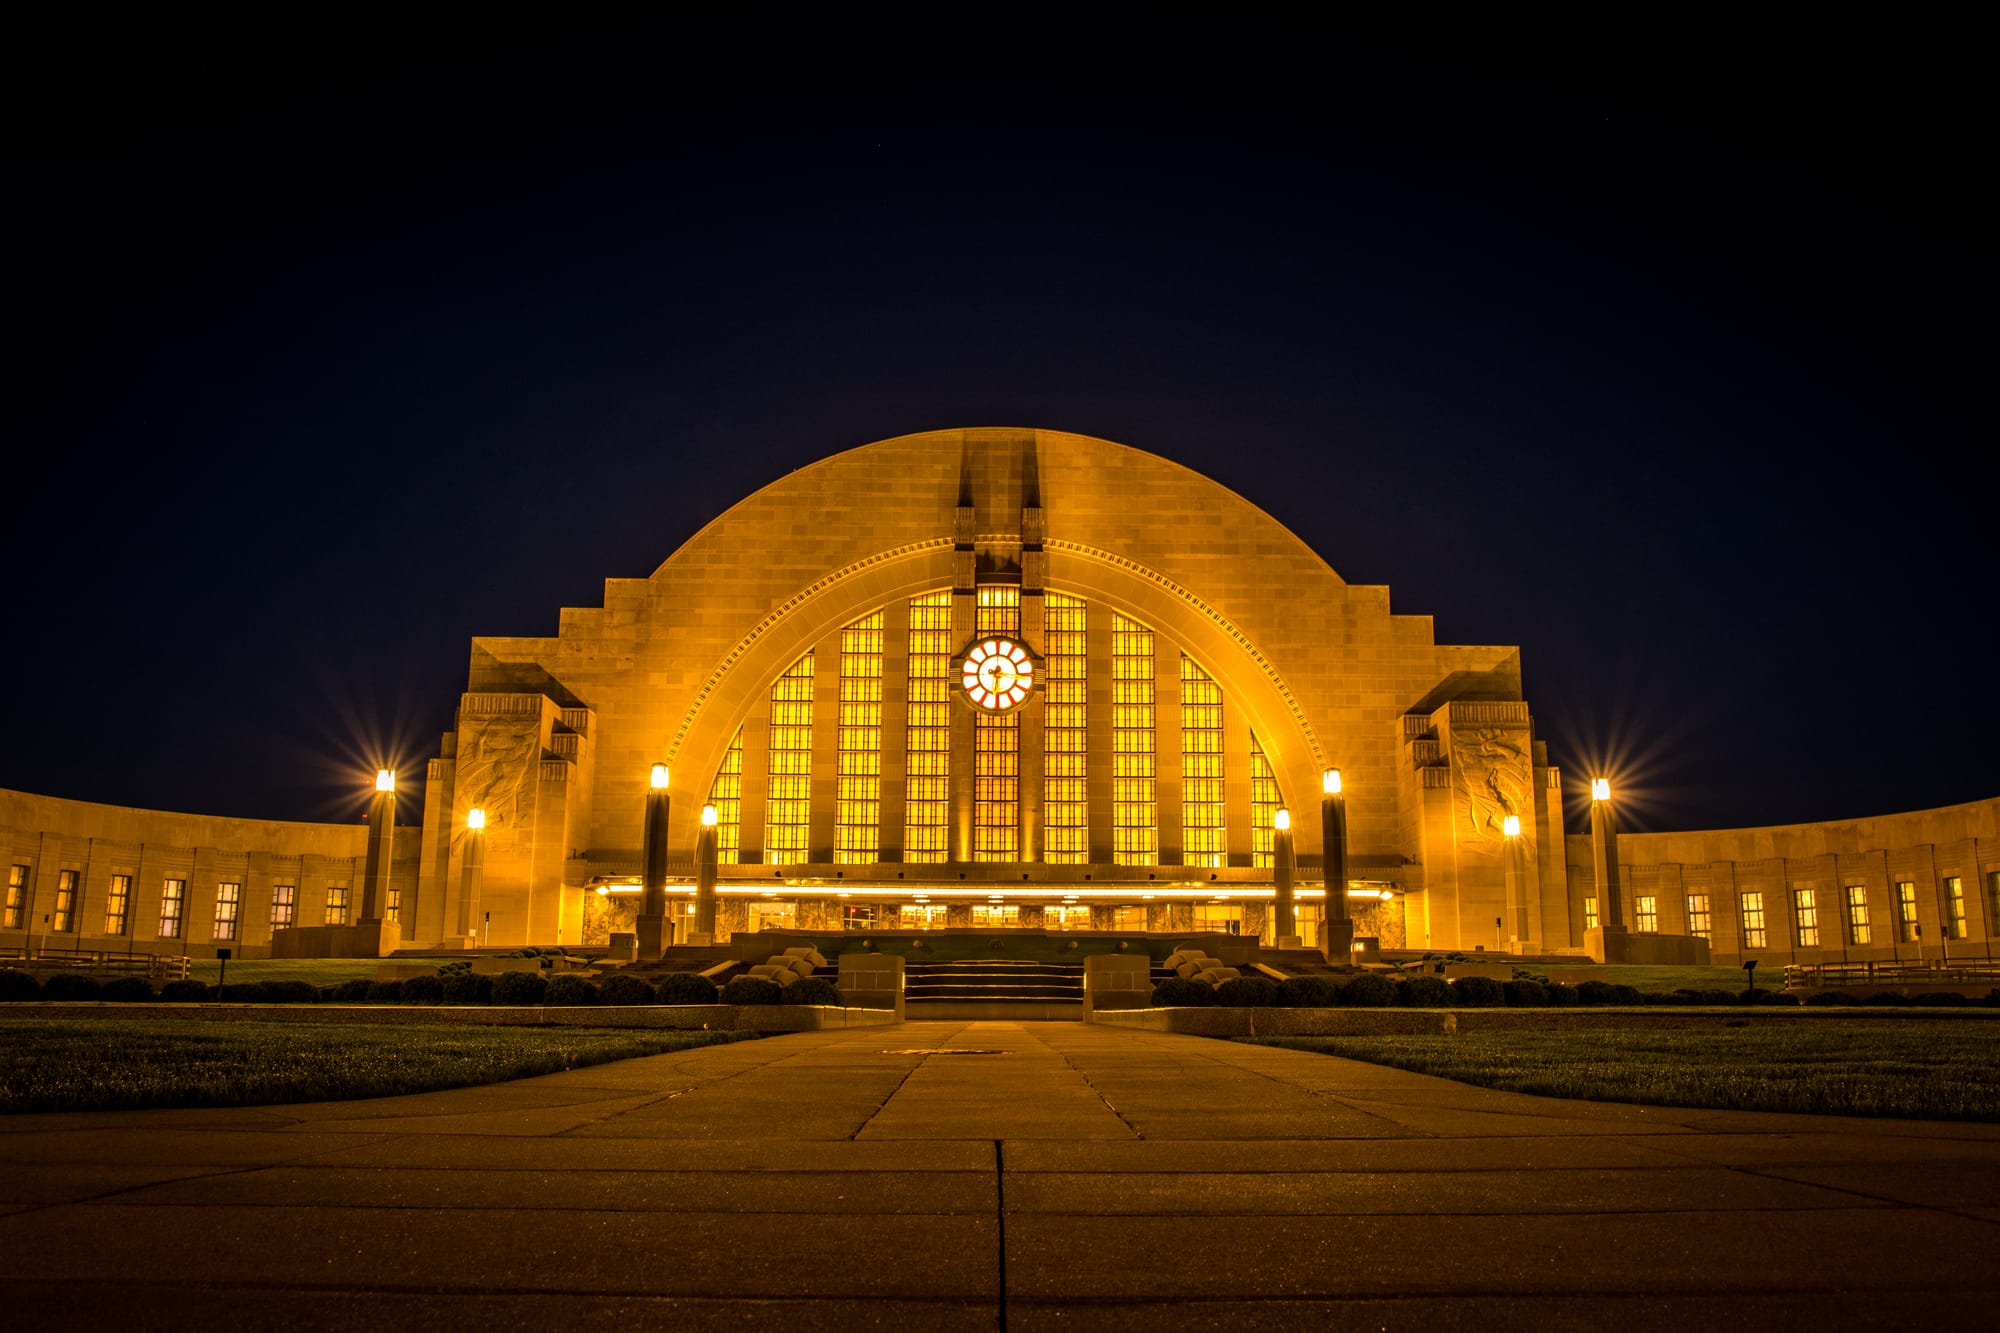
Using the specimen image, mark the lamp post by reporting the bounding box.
[1273,807,1295,943]
[357,770,398,956]
[1319,768,1355,961]
[1503,813,1524,951]
[1589,778,1626,962]
[637,764,671,961]
[695,803,719,940]
[456,808,485,946]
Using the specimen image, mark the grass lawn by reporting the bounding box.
[1243,1023,2000,1122]
[180,958,463,988]
[0,1020,755,1114]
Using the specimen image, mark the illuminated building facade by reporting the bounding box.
[3,429,1995,966]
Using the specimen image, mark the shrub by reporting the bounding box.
[1397,974,1452,1008]
[1683,988,1739,1005]
[1608,984,1644,1006]
[1502,978,1548,1007]
[1215,976,1279,1007]
[720,975,783,1006]
[41,973,103,1002]
[598,973,655,1006]
[0,969,40,1001]
[441,971,492,1004]
[1450,975,1505,1008]
[1746,988,1800,1006]
[264,979,320,1004]
[1541,980,1579,1006]
[545,974,600,1006]
[656,971,720,1005]
[217,981,272,1003]
[400,975,444,1005]
[490,970,549,1006]
[1861,991,1910,1006]
[327,979,372,1003]
[1339,974,1397,1008]
[1275,974,1341,1007]
[159,979,210,1002]
[366,980,405,1004]
[100,975,156,1002]
[1914,991,1970,1007]
[1803,991,1860,1006]
[1151,976,1217,1007]
[783,976,845,1006]
[1574,979,1616,1006]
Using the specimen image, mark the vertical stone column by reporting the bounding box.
[359,773,396,923]
[1273,809,1295,941]
[1319,768,1354,960]
[636,765,672,961]
[695,805,719,940]
[456,811,486,944]
[1589,781,1628,962]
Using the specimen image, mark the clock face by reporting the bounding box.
[961,638,1036,712]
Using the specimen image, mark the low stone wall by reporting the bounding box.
[1092,1006,2000,1036]
[5,1003,901,1032]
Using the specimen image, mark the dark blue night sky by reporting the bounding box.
[8,40,1991,835]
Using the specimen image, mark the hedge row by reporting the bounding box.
[0,968,845,1008]
[1152,973,2000,1009]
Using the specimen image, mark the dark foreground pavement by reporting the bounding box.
[3,1020,1998,1330]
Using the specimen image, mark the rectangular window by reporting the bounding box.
[1944,876,1966,939]
[1846,885,1871,945]
[1896,881,1918,943]
[1180,655,1226,868]
[1634,894,1657,933]
[706,729,744,865]
[271,884,297,929]
[213,882,241,941]
[1042,592,1088,864]
[970,903,1019,928]
[104,874,132,936]
[325,885,350,926]
[1582,896,1598,930]
[1990,871,2000,936]
[974,587,1022,862]
[159,878,186,939]
[385,886,400,925]
[1793,887,1818,948]
[53,869,78,932]
[6,864,28,929]
[764,652,815,865]
[903,592,954,864]
[1110,611,1156,865]
[1685,893,1711,941]
[1249,733,1280,870]
[1740,890,1767,950]
[835,611,884,864]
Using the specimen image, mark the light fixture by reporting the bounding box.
[375,769,395,793]
[1503,814,1521,837]
[595,885,609,897]
[467,808,485,830]
[1591,778,1610,801]
[1323,768,1341,795]
[701,803,718,827]
[651,763,670,790]
[1274,808,1291,832]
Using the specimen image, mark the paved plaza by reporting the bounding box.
[4,1021,1999,1329]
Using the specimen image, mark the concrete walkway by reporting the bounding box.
[4,1020,1999,1329]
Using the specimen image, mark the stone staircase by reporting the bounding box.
[904,958,1086,1020]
